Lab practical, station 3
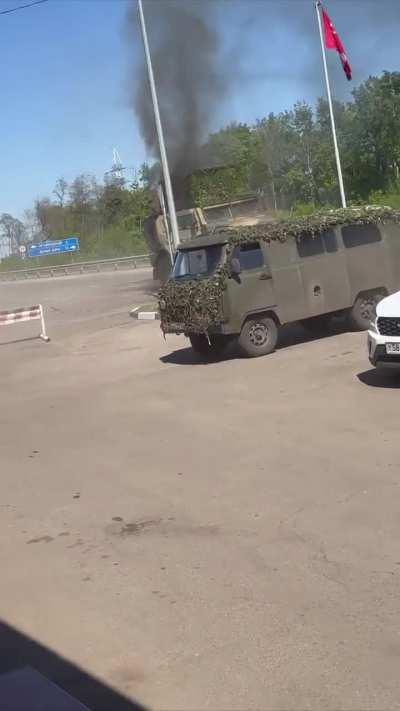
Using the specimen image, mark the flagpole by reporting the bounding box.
[137,0,180,249]
[315,0,347,208]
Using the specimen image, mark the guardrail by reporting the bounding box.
[0,254,152,282]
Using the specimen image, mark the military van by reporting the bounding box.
[158,207,400,357]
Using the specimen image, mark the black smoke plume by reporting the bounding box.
[128,0,228,181]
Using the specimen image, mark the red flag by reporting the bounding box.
[321,5,352,81]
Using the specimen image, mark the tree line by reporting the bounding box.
[0,171,152,263]
[191,71,400,211]
[1,71,399,265]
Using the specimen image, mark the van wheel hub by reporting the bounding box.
[249,322,268,347]
[238,316,278,358]
[360,296,377,320]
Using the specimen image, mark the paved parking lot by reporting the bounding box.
[1,269,400,710]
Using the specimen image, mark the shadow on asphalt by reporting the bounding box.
[280,320,348,348]
[118,279,157,298]
[160,322,349,366]
[161,346,231,366]
[357,369,400,389]
[0,336,42,348]
[0,620,145,711]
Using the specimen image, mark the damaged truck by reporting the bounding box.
[143,165,274,284]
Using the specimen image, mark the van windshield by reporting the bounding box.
[172,245,223,279]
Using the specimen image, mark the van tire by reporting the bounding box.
[189,334,227,358]
[347,291,385,331]
[238,316,278,358]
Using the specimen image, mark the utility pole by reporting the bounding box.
[315,0,347,208]
[112,148,124,182]
[137,0,180,249]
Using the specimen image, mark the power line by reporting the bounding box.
[0,0,49,16]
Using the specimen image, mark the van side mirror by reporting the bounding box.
[230,257,241,277]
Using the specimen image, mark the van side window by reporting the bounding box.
[297,234,324,258]
[342,223,382,248]
[297,230,338,257]
[235,242,264,270]
[322,229,338,253]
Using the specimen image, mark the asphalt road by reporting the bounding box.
[0,268,156,342]
[1,269,400,710]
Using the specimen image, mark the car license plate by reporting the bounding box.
[386,343,400,354]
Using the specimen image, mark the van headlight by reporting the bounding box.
[369,318,378,333]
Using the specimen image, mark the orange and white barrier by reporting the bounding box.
[0,304,50,342]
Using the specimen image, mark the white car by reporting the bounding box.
[368,290,400,368]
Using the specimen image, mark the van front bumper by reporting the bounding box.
[368,329,400,368]
[161,321,230,336]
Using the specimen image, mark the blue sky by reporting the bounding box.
[0,0,399,219]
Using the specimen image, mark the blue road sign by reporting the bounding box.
[28,237,80,258]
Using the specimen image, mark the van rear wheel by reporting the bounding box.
[347,291,384,331]
[238,316,278,358]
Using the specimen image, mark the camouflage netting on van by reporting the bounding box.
[159,206,400,334]
[159,271,226,333]
[220,205,400,246]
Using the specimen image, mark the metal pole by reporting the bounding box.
[137,0,180,248]
[315,1,347,208]
[157,184,174,263]
[39,304,50,342]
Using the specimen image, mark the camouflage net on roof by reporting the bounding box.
[217,205,400,246]
[159,206,400,335]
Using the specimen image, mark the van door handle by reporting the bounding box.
[314,285,321,295]
[259,272,270,280]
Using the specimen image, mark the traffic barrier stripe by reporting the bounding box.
[0,304,50,342]
[0,306,40,324]
[0,305,39,316]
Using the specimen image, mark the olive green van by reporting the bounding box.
[159,207,400,357]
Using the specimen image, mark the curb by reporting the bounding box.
[130,306,160,321]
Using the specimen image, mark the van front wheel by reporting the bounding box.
[238,316,278,358]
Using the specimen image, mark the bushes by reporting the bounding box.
[368,188,400,210]
[83,226,147,260]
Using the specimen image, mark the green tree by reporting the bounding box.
[252,111,302,208]
[351,71,400,195]
[0,213,25,254]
